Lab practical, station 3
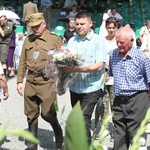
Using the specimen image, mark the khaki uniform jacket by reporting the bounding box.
[17,30,63,84]
[0,22,13,44]
[23,2,38,22]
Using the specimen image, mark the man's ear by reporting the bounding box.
[89,20,93,28]
[43,21,46,28]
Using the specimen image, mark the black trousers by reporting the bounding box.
[113,91,149,150]
[70,89,103,143]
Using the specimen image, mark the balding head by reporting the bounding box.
[116,26,134,57]
[116,26,134,40]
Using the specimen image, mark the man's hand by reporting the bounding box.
[3,92,9,100]
[63,66,79,73]
[0,26,4,37]
[17,83,24,96]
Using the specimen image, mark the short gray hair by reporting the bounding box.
[116,26,133,40]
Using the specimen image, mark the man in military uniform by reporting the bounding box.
[17,13,63,150]
[0,15,13,75]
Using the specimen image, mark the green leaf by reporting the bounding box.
[54,101,58,111]
[7,129,40,144]
[0,122,9,141]
[130,108,150,150]
[64,102,89,150]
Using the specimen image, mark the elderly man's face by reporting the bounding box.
[31,21,46,37]
[0,17,7,26]
[116,35,133,57]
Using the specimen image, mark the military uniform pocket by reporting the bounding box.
[26,45,34,60]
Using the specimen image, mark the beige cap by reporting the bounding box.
[27,13,44,27]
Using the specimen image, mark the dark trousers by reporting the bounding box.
[113,91,149,150]
[41,6,51,30]
[70,89,103,143]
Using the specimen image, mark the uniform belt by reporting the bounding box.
[116,91,148,101]
[28,70,43,78]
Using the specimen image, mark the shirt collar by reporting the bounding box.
[127,46,136,58]
[116,46,136,59]
[76,29,94,41]
[29,30,49,42]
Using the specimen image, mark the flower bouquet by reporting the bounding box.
[44,48,85,95]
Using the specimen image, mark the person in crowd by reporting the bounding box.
[14,32,26,71]
[99,8,111,37]
[94,17,118,141]
[40,0,52,30]
[63,11,107,144]
[63,0,77,10]
[109,8,124,27]
[77,0,94,13]
[64,18,77,43]
[23,0,38,35]
[57,0,64,8]
[0,15,13,76]
[6,28,16,78]
[0,62,9,101]
[109,26,150,150]
[17,13,63,150]
[139,20,150,57]
[68,5,78,18]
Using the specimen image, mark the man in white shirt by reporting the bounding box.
[0,62,8,101]
[109,8,124,27]
[63,0,77,9]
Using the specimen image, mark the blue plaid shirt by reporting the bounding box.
[109,46,150,96]
[67,30,107,94]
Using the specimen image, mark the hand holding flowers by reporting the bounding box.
[44,47,85,95]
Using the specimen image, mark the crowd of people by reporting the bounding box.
[0,1,150,150]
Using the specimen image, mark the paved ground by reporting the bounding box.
[0,76,150,150]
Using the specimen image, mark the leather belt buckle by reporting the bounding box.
[33,71,38,77]
[28,70,43,78]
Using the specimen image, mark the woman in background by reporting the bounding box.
[6,28,16,78]
[102,17,118,121]
[94,17,118,141]
[99,8,111,37]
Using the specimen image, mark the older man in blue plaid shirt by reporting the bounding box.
[63,11,107,144]
[109,26,150,150]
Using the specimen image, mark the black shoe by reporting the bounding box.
[55,126,63,149]
[51,121,63,149]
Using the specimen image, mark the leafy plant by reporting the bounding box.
[63,102,89,150]
[130,108,150,150]
[63,102,113,150]
[90,113,113,150]
[0,121,40,144]
[64,103,150,150]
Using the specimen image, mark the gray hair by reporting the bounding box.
[116,26,134,40]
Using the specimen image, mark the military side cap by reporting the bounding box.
[27,13,44,27]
